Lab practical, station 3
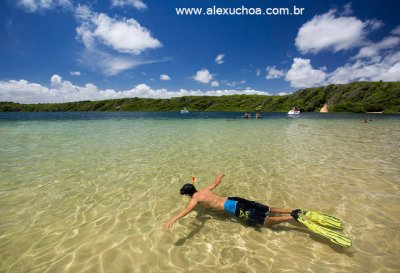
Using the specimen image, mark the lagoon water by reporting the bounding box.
[0,112,399,273]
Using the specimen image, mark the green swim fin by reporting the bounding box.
[300,210,342,229]
[297,215,352,247]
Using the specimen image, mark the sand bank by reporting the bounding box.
[320,103,329,112]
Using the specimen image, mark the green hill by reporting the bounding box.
[1,82,399,113]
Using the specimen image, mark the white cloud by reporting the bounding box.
[70,71,81,76]
[278,92,289,96]
[328,58,400,83]
[92,14,161,55]
[283,33,400,87]
[75,5,162,75]
[18,0,72,12]
[256,69,261,77]
[210,81,219,87]
[75,4,92,21]
[222,80,246,87]
[215,54,225,64]
[160,74,171,81]
[295,8,378,53]
[364,19,384,33]
[285,58,327,88]
[328,32,400,83]
[50,74,63,86]
[341,2,353,16]
[193,69,213,84]
[381,62,400,81]
[383,51,400,66]
[111,0,147,10]
[287,5,400,86]
[0,75,272,103]
[266,66,285,79]
[392,25,400,36]
[353,36,400,61]
[78,49,155,76]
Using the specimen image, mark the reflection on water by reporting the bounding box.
[0,113,399,272]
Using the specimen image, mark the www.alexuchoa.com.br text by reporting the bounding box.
[176,5,305,16]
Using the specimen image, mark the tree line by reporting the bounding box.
[1,82,399,113]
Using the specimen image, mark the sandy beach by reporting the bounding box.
[320,103,329,113]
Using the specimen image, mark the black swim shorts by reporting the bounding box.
[227,197,270,226]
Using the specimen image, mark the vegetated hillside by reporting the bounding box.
[0,82,399,113]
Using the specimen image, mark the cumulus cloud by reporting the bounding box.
[193,69,214,84]
[75,5,162,75]
[215,54,225,64]
[50,74,63,86]
[285,58,327,88]
[0,75,271,103]
[18,0,72,12]
[284,33,400,87]
[288,7,400,87]
[328,31,400,83]
[266,66,285,79]
[210,81,220,87]
[160,74,171,81]
[329,55,400,83]
[353,36,400,61]
[283,53,400,87]
[76,8,161,54]
[94,15,160,54]
[295,8,380,53]
[111,0,147,10]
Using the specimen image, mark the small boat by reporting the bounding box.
[180,107,189,114]
[288,107,300,115]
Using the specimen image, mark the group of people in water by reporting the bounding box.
[243,112,262,119]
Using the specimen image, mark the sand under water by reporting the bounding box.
[0,112,399,272]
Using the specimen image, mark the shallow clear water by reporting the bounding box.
[1,112,399,273]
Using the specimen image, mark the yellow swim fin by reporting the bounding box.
[297,215,352,247]
[300,210,342,229]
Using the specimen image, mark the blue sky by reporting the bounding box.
[0,0,399,103]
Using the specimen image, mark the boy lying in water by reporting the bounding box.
[163,173,298,229]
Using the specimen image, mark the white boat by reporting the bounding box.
[288,107,300,115]
[180,107,189,114]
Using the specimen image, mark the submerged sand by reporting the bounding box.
[1,114,400,272]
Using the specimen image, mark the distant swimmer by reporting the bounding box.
[163,173,352,247]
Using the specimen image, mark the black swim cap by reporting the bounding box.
[180,184,197,196]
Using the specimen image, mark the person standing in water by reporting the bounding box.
[163,173,299,229]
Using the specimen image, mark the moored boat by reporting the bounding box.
[288,107,300,115]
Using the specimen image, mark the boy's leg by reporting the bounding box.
[270,207,292,214]
[264,215,293,227]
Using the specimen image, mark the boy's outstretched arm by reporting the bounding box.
[204,173,225,191]
[163,198,198,229]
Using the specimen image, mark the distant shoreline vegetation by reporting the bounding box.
[1,82,399,113]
